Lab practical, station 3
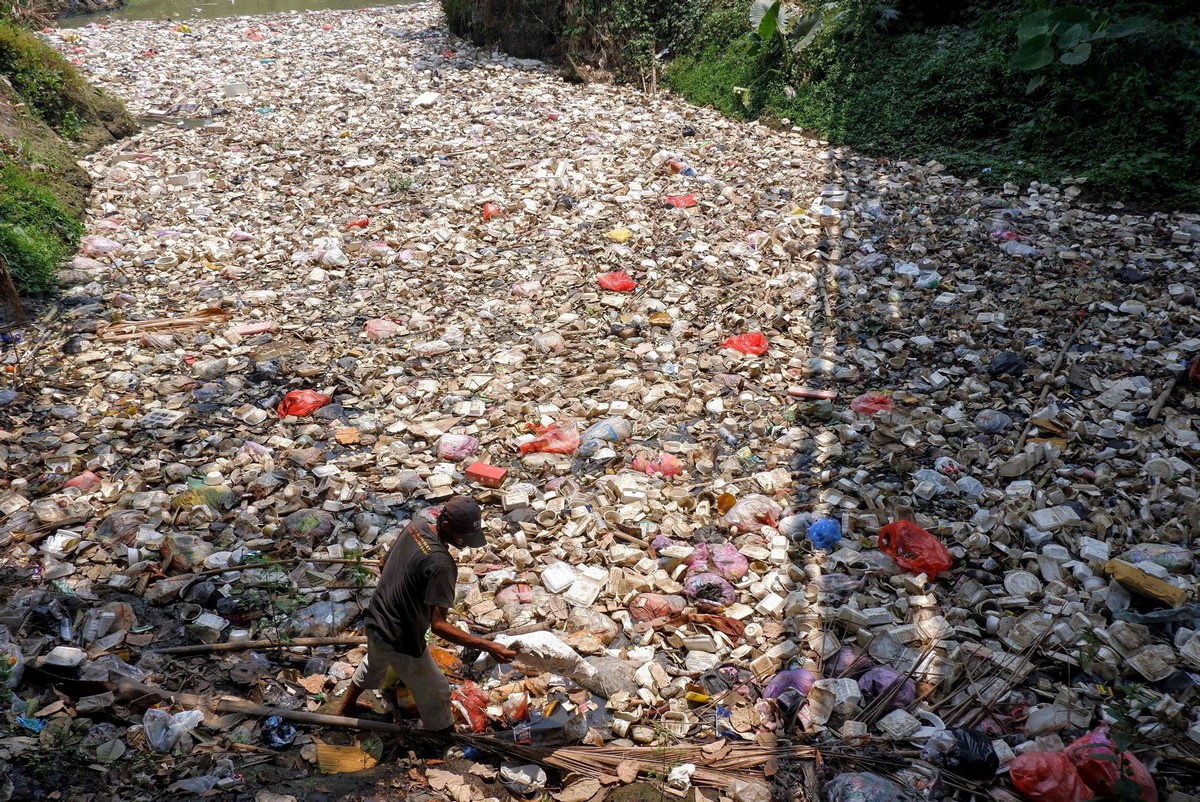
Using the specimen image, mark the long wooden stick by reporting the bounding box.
[113,678,414,736]
[147,636,366,656]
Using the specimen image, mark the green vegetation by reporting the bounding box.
[0,166,82,293]
[0,19,135,293]
[664,2,1200,208]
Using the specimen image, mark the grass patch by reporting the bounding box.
[0,21,98,134]
[0,164,83,293]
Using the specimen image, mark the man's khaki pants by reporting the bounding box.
[351,635,453,730]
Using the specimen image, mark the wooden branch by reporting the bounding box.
[113,678,415,736]
[146,635,366,656]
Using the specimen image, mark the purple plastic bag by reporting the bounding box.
[857,666,916,710]
[762,668,816,699]
[683,572,735,606]
[828,645,873,678]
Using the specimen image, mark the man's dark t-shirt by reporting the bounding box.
[366,509,457,657]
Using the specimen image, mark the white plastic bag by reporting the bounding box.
[494,631,597,682]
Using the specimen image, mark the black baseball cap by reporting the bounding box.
[441,496,486,548]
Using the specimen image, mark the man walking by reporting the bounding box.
[338,496,516,730]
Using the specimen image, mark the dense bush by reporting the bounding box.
[664,1,1200,209]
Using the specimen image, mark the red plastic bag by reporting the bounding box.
[663,194,697,208]
[343,216,369,230]
[1010,752,1090,802]
[719,332,769,355]
[597,271,637,292]
[519,422,580,455]
[277,390,332,418]
[451,681,489,733]
[850,393,894,415]
[482,202,501,221]
[878,521,954,579]
[1066,728,1158,802]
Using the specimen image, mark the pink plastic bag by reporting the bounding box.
[364,319,401,341]
[1010,752,1090,802]
[628,593,686,622]
[631,453,683,477]
[878,521,954,579]
[1066,728,1157,802]
[436,433,479,460]
[850,393,894,415]
[519,422,580,455]
[80,235,122,256]
[711,543,749,581]
[597,271,637,292]
[277,390,332,418]
[719,332,769,355]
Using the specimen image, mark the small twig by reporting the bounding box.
[1015,315,1088,452]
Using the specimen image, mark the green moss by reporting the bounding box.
[0,164,82,293]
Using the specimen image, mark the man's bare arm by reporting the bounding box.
[430,606,517,662]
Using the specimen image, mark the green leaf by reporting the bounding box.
[749,0,773,31]
[751,0,781,41]
[1012,34,1054,71]
[1057,23,1086,51]
[1025,74,1046,93]
[1060,42,1092,65]
[1017,10,1051,44]
[786,11,824,52]
[1106,16,1150,39]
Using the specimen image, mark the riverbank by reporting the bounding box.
[0,20,134,295]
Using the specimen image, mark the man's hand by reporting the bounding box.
[486,642,518,663]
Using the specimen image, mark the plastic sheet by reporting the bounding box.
[628,593,686,622]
